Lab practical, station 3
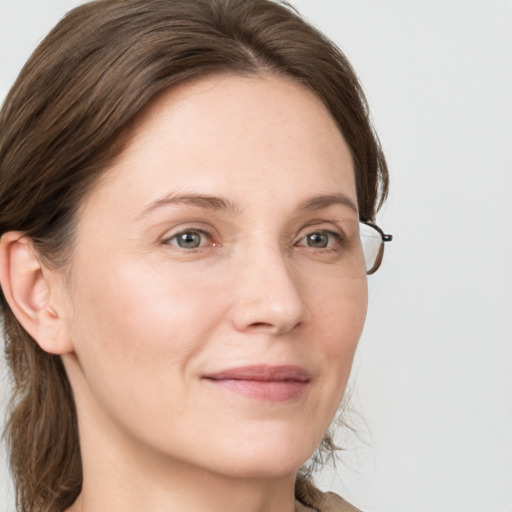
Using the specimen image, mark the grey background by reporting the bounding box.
[1,1,512,511]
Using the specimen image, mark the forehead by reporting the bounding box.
[81,73,356,220]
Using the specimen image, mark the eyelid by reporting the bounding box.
[292,218,355,250]
[295,229,343,248]
[160,224,219,248]
[295,219,346,237]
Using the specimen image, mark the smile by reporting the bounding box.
[203,365,311,402]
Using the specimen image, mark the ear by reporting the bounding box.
[0,232,74,355]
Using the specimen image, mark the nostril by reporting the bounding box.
[230,267,309,334]
[247,320,303,333]
[249,322,273,329]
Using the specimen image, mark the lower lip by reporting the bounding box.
[205,379,308,402]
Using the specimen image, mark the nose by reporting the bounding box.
[229,242,310,335]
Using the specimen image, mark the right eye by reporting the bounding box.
[164,229,213,250]
[295,230,342,251]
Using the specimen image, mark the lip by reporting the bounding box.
[203,365,310,402]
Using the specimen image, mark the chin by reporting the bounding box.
[199,428,321,480]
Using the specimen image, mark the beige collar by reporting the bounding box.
[296,499,317,512]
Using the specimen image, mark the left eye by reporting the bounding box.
[166,230,210,249]
[296,231,340,249]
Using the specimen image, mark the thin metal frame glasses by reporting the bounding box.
[360,221,393,275]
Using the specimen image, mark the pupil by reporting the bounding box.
[308,233,328,248]
[178,232,201,248]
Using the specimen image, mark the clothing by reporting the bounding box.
[295,479,362,512]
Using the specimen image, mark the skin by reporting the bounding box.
[2,74,368,512]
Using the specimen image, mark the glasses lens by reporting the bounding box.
[359,223,384,274]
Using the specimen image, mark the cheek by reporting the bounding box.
[315,274,367,346]
[71,256,218,342]
[313,276,367,390]
[64,258,225,412]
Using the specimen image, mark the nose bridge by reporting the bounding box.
[231,234,309,333]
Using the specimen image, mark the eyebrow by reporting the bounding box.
[135,193,239,220]
[135,191,358,220]
[297,194,358,214]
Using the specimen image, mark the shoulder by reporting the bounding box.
[295,479,363,512]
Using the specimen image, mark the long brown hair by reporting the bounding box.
[0,1,388,510]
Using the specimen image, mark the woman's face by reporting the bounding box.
[59,74,367,479]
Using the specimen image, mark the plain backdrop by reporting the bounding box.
[1,1,511,511]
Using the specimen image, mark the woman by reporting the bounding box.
[0,1,391,511]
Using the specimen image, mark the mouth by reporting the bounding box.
[202,365,310,402]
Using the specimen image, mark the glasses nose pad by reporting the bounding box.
[366,242,384,275]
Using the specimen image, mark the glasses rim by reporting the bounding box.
[360,220,393,275]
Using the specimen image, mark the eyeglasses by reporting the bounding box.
[359,221,393,275]
[297,218,391,279]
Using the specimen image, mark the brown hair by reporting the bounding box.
[0,1,388,510]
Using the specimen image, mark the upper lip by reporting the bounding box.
[203,365,310,382]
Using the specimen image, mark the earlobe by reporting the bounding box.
[0,232,73,355]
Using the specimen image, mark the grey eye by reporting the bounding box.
[295,229,344,251]
[169,231,205,249]
[305,232,330,248]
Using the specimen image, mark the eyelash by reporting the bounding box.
[162,227,344,253]
[162,228,217,251]
[295,230,343,251]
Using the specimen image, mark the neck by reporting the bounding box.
[71,459,298,512]
[68,407,298,512]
